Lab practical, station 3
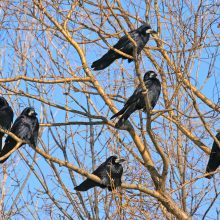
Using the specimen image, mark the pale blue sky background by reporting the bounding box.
[0,1,220,219]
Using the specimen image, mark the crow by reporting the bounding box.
[91,23,156,70]
[0,97,13,151]
[111,71,161,128]
[205,131,220,179]
[74,156,125,191]
[0,107,39,163]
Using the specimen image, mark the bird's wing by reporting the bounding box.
[113,30,138,52]
[6,116,32,143]
[144,79,155,89]
[145,79,161,109]
[111,84,143,122]
[205,133,220,178]
[92,161,106,177]
[206,142,220,172]
[74,178,100,191]
[0,106,14,129]
[125,79,160,108]
[1,116,28,163]
[75,162,107,191]
[125,85,143,106]
[31,120,39,147]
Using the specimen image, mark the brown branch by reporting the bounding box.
[0,76,91,83]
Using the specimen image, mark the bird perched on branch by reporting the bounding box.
[205,131,220,179]
[0,97,13,151]
[110,71,161,128]
[91,23,156,70]
[0,107,39,163]
[74,156,125,191]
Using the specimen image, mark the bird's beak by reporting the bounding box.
[29,110,37,116]
[150,30,157,34]
[146,29,157,34]
[152,73,157,77]
[115,158,126,163]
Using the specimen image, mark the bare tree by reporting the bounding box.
[0,0,220,219]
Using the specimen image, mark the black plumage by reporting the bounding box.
[111,71,161,128]
[0,97,13,151]
[0,107,39,163]
[74,156,125,191]
[91,23,156,70]
[205,132,220,179]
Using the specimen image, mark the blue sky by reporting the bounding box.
[0,0,220,219]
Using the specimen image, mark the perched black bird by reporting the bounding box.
[0,107,39,163]
[91,23,156,70]
[205,132,220,179]
[0,97,13,151]
[111,71,161,128]
[74,156,125,191]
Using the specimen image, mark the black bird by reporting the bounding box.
[0,107,39,163]
[205,132,220,179]
[111,71,161,128]
[0,97,13,151]
[91,23,156,70]
[74,156,125,191]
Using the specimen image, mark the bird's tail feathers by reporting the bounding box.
[205,165,217,179]
[115,117,127,128]
[0,140,15,163]
[91,50,117,71]
[205,170,214,179]
[115,103,136,128]
[110,106,128,120]
[205,159,220,179]
[74,179,102,191]
[0,137,2,152]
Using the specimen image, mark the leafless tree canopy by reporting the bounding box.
[0,0,220,219]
